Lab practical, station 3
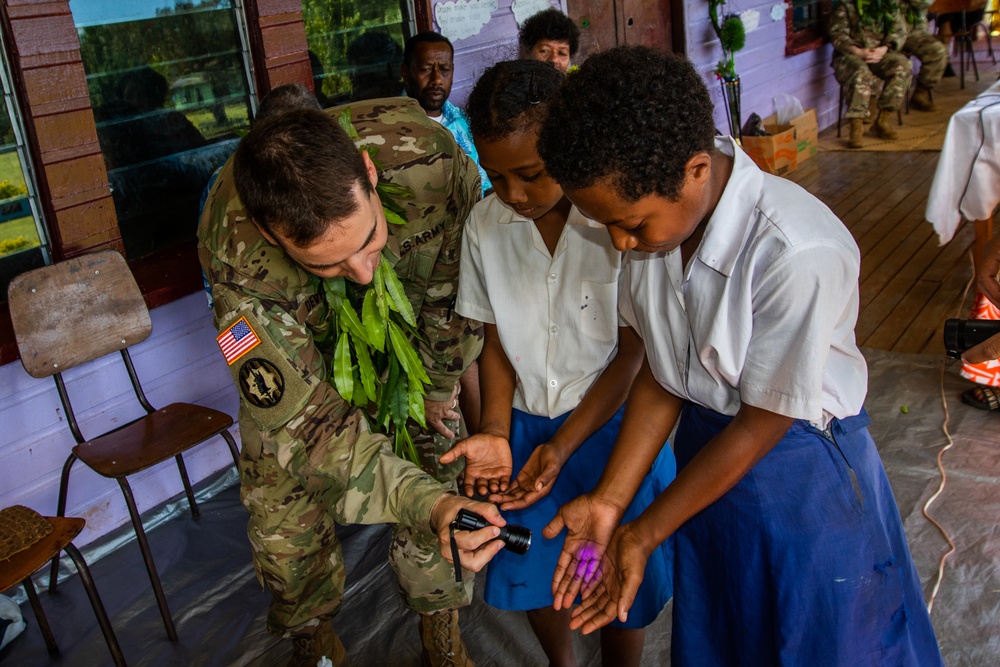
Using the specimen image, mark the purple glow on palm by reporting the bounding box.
[574,544,603,585]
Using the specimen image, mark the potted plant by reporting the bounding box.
[709,0,746,140]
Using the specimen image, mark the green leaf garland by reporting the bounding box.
[856,0,900,31]
[324,109,428,465]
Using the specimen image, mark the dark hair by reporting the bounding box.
[403,31,453,67]
[348,31,403,66]
[518,9,580,57]
[347,32,404,100]
[256,83,321,124]
[116,66,169,110]
[466,59,564,143]
[233,108,373,246]
[537,45,716,202]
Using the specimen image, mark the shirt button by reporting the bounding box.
[549,273,557,281]
[549,379,558,387]
[550,325,559,334]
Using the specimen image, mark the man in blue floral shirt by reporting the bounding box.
[402,31,492,196]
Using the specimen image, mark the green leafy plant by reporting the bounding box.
[319,108,430,466]
[0,236,32,255]
[0,180,27,200]
[856,0,900,31]
[709,1,746,80]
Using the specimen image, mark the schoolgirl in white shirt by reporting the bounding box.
[440,59,674,667]
[534,46,944,667]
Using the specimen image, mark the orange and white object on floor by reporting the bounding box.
[960,293,1000,385]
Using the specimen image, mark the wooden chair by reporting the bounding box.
[0,508,126,665]
[7,249,240,641]
[931,0,996,88]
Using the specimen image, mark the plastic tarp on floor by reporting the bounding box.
[1,348,998,665]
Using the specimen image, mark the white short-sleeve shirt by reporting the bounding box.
[457,195,623,418]
[618,137,867,428]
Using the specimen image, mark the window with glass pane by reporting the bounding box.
[303,0,413,108]
[792,0,822,31]
[0,40,46,303]
[786,0,832,55]
[70,0,254,259]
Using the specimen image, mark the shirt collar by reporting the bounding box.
[694,136,764,278]
[492,196,598,230]
[437,100,459,125]
[567,203,604,229]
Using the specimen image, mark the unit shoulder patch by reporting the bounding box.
[238,358,285,408]
[214,293,321,432]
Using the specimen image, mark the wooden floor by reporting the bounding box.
[785,38,1000,355]
[787,137,981,355]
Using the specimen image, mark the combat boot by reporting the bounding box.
[864,96,879,125]
[910,84,935,112]
[287,620,349,667]
[873,111,899,140]
[420,610,474,667]
[848,118,864,149]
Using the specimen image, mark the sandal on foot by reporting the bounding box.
[961,385,1000,411]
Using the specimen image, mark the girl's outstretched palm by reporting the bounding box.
[441,433,512,497]
[491,443,567,510]
[570,523,650,634]
[543,493,624,611]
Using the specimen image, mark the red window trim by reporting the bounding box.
[786,0,833,56]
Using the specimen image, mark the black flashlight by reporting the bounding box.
[449,508,532,582]
[453,508,531,555]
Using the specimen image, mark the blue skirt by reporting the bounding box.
[484,406,676,629]
[672,404,944,666]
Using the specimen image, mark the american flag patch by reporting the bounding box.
[217,316,260,365]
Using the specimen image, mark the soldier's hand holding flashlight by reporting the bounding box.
[430,493,505,573]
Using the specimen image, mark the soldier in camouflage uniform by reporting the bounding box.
[901,0,948,111]
[197,97,499,667]
[830,0,913,148]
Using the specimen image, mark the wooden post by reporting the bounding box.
[1,0,122,260]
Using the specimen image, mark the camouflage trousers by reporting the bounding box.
[902,31,949,89]
[833,52,913,118]
[239,417,472,637]
[388,421,473,613]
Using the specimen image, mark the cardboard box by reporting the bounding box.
[763,108,818,165]
[741,124,798,176]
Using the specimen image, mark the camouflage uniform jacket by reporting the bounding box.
[197,96,482,531]
[830,1,908,55]
[902,0,933,32]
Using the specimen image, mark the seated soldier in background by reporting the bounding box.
[198,96,497,667]
[518,8,581,73]
[901,0,948,111]
[830,0,913,148]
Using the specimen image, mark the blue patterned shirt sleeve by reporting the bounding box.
[440,100,492,195]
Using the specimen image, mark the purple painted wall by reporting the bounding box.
[0,292,240,548]
[686,0,840,133]
[439,0,840,130]
[432,0,566,107]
